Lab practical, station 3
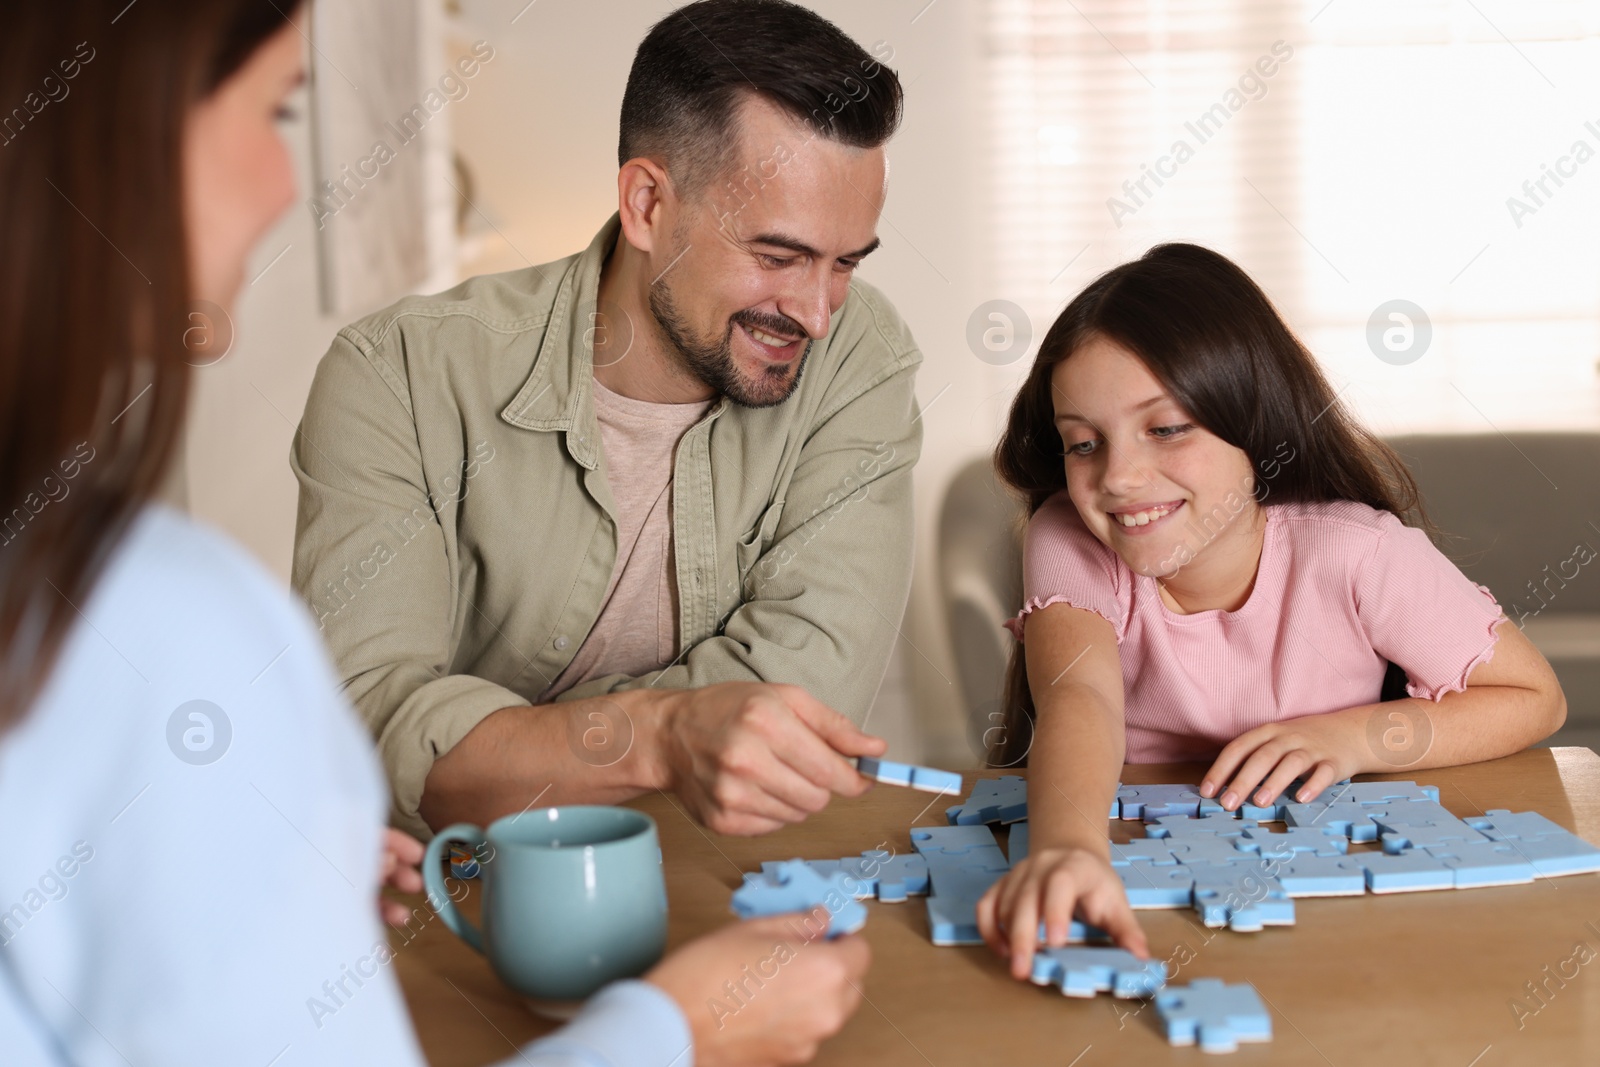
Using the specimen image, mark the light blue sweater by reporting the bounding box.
[0,506,692,1066]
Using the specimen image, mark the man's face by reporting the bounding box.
[650,96,887,408]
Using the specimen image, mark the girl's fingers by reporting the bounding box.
[1040,871,1079,948]
[1085,886,1149,959]
[1222,742,1286,810]
[1295,760,1343,804]
[1007,885,1042,980]
[976,881,1006,956]
[1200,732,1259,796]
[1255,751,1312,809]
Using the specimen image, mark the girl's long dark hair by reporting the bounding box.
[0,1,293,732]
[989,243,1428,767]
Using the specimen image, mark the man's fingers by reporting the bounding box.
[781,685,886,761]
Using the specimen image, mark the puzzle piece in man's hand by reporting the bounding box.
[732,859,867,936]
[1238,825,1349,859]
[857,757,963,795]
[1155,979,1272,1053]
[944,775,1028,825]
[1031,946,1168,998]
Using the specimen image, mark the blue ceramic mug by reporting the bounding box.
[422,806,668,1009]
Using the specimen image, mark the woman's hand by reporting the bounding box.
[379,828,426,926]
[645,907,869,1067]
[1200,710,1367,811]
[976,846,1148,980]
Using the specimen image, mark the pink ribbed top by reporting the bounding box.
[1006,492,1504,763]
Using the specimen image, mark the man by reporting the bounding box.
[292,0,922,841]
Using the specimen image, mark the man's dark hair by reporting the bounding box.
[619,0,903,196]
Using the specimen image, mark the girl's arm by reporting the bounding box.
[1203,618,1566,810]
[976,602,1148,977]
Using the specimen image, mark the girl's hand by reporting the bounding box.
[975,847,1149,980]
[379,828,426,926]
[1200,711,1366,811]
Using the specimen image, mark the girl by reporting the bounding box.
[975,243,1565,978]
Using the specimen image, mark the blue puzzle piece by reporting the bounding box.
[1285,801,1390,843]
[1007,821,1030,865]
[1238,825,1349,859]
[944,775,1028,825]
[1496,832,1600,877]
[1108,838,1191,867]
[1155,979,1272,1053]
[1187,866,1294,931]
[1272,854,1366,897]
[1146,814,1256,841]
[1119,864,1195,909]
[732,859,867,936]
[1376,817,1486,855]
[1166,836,1259,867]
[1031,946,1168,998]
[1463,809,1574,842]
[1422,839,1537,888]
[764,851,931,903]
[1340,850,1454,893]
[911,824,1008,859]
[1326,781,1441,806]
[1116,784,1207,821]
[857,757,962,795]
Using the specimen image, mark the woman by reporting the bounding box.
[0,4,865,1065]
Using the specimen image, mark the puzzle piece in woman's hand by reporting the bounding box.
[732,859,867,936]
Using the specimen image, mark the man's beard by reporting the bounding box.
[648,279,812,409]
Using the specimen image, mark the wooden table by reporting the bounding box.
[395,749,1600,1064]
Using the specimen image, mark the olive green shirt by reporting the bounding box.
[290,217,923,837]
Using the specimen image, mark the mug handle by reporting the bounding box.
[423,823,488,954]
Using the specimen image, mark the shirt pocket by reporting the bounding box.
[735,500,786,585]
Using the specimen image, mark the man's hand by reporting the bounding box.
[645,907,869,1067]
[658,683,887,836]
[379,828,425,926]
[1199,709,1367,811]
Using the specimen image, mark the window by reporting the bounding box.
[989,0,1600,431]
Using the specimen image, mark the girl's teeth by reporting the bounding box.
[1116,505,1173,527]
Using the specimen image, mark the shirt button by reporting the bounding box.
[554,636,570,650]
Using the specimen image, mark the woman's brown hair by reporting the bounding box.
[989,243,1428,766]
[0,1,293,731]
